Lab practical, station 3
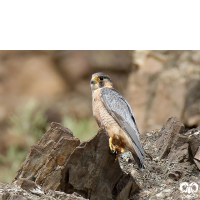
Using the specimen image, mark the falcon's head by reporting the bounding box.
[90,72,113,91]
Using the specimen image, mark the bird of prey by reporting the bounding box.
[90,72,145,169]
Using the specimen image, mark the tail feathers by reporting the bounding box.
[132,153,145,169]
[131,141,145,169]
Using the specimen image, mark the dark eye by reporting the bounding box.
[99,76,104,81]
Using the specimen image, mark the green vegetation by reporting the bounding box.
[62,116,98,141]
[9,101,49,146]
[0,101,98,183]
[0,101,49,183]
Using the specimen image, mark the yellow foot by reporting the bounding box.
[109,137,116,152]
[109,137,124,161]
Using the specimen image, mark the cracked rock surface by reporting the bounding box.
[1,118,200,200]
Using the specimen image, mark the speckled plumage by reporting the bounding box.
[90,72,145,168]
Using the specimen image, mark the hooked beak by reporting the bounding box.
[90,77,97,84]
[90,79,95,84]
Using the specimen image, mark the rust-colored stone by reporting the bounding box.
[13,122,80,191]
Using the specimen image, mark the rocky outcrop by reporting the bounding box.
[12,122,138,200]
[13,122,80,191]
[0,182,87,200]
[133,117,200,199]
[1,117,199,200]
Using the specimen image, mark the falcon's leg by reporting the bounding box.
[109,137,125,160]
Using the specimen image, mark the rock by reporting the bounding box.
[61,128,139,200]
[156,117,185,160]
[194,147,200,170]
[131,118,200,199]
[187,126,200,157]
[194,147,200,161]
[0,182,87,200]
[13,122,80,191]
[16,178,37,190]
[12,122,139,200]
[1,118,200,199]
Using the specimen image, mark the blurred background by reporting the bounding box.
[0,50,200,183]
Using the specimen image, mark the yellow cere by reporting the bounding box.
[92,76,99,83]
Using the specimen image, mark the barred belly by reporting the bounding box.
[92,88,134,152]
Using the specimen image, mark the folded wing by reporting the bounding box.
[100,87,145,168]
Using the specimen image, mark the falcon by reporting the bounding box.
[90,72,145,169]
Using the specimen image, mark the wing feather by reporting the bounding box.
[100,87,145,168]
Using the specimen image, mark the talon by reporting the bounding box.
[115,147,124,161]
[109,149,117,155]
[111,150,116,154]
[109,137,124,161]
